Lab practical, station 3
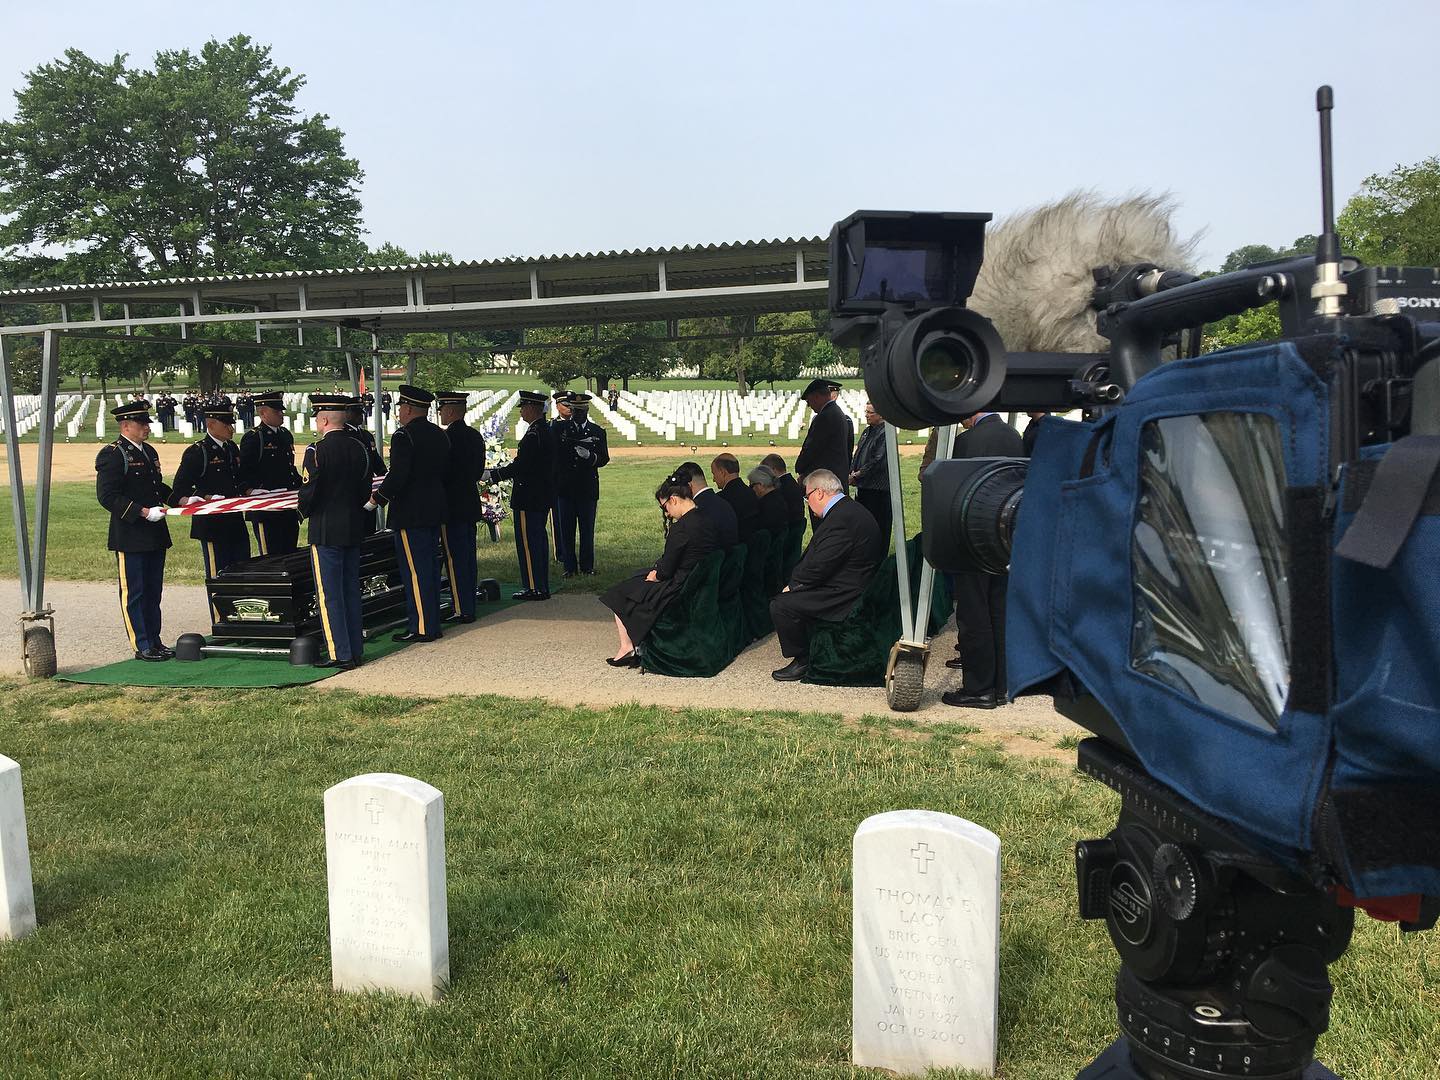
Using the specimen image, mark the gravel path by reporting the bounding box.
[0,579,1077,748]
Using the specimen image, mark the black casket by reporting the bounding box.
[204,530,451,641]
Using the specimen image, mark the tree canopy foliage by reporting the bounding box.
[1338,156,1440,266]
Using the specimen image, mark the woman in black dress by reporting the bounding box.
[599,473,720,666]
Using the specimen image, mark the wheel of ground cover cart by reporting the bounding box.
[478,578,501,602]
[289,635,321,666]
[22,625,56,678]
[175,633,206,662]
[886,650,925,712]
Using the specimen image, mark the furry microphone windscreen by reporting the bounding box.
[969,192,1198,354]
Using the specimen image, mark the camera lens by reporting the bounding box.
[917,336,975,395]
[921,458,1028,574]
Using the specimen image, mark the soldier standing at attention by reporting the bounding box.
[794,378,855,527]
[298,395,372,669]
[344,398,387,534]
[436,390,486,624]
[170,401,250,621]
[488,390,555,600]
[95,399,173,661]
[549,390,573,564]
[368,385,450,642]
[553,392,609,578]
[238,390,302,555]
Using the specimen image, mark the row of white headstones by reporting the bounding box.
[0,758,1000,1076]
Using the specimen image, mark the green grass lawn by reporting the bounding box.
[0,459,927,591]
[0,682,1432,1078]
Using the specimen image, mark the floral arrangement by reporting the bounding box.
[479,413,513,525]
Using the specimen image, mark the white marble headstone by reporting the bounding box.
[0,755,37,941]
[324,773,448,1002]
[853,810,1001,1076]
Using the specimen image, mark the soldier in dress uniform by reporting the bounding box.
[238,390,302,556]
[436,391,486,624]
[297,394,372,669]
[344,398,387,534]
[488,390,555,600]
[170,401,250,620]
[549,390,573,563]
[368,385,451,642]
[794,378,855,529]
[236,391,255,429]
[95,400,173,661]
[553,392,609,578]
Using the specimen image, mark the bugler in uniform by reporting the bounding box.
[238,390,302,555]
[370,385,451,642]
[490,390,556,600]
[297,394,373,669]
[436,390,487,624]
[170,401,250,620]
[95,400,173,661]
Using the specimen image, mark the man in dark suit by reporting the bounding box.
[553,392,610,577]
[436,390,486,623]
[489,390,556,600]
[96,400,173,661]
[762,453,806,526]
[794,379,855,528]
[769,469,882,681]
[369,385,451,642]
[344,399,387,535]
[944,411,1025,709]
[678,460,738,548]
[711,453,760,543]
[170,402,250,623]
[849,400,893,545]
[238,390,302,556]
[298,394,373,669]
[1021,411,1049,457]
[750,466,789,536]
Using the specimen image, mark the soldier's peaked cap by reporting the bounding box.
[518,390,549,405]
[553,390,573,401]
[309,393,351,414]
[203,404,237,422]
[800,378,843,397]
[111,400,153,423]
[397,384,434,407]
[435,391,468,405]
[251,390,283,409]
[568,392,593,404]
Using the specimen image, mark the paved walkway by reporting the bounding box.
[0,579,1077,750]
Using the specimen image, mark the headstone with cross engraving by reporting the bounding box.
[852,810,1001,1075]
[0,755,36,941]
[324,773,448,1001]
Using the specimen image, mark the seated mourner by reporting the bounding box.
[677,460,738,548]
[769,468,882,681]
[711,453,760,542]
[598,472,720,667]
[749,466,789,536]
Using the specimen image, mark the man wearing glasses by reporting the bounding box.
[769,469,882,681]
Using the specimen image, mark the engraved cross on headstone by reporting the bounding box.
[365,797,384,825]
[911,841,937,874]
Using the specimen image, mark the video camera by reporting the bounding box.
[830,88,1440,1079]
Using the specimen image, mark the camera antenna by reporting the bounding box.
[1312,85,1348,317]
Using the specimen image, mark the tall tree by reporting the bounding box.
[0,36,365,390]
[1339,157,1440,266]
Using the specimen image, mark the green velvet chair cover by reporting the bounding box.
[764,528,785,598]
[718,543,750,655]
[741,528,774,640]
[804,535,952,687]
[639,550,731,678]
[781,520,805,583]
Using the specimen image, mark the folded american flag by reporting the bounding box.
[164,477,385,515]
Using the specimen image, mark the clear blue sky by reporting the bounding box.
[5,0,1437,270]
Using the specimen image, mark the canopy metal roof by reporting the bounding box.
[0,235,831,339]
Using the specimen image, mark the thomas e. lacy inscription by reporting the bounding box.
[0,755,36,941]
[853,810,1001,1076]
[324,773,448,1002]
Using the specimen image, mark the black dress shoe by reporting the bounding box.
[561,571,577,580]
[134,648,169,662]
[582,570,597,576]
[605,652,641,668]
[391,631,442,643]
[156,644,177,659]
[941,689,997,709]
[445,613,476,624]
[772,657,809,681]
[315,658,357,670]
[944,656,965,669]
[511,590,551,601]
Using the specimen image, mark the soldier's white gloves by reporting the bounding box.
[363,499,378,511]
[180,496,205,506]
[143,507,167,522]
[207,494,225,501]
[574,447,592,461]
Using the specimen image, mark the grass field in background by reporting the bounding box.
[0,458,925,590]
[0,681,1434,1079]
